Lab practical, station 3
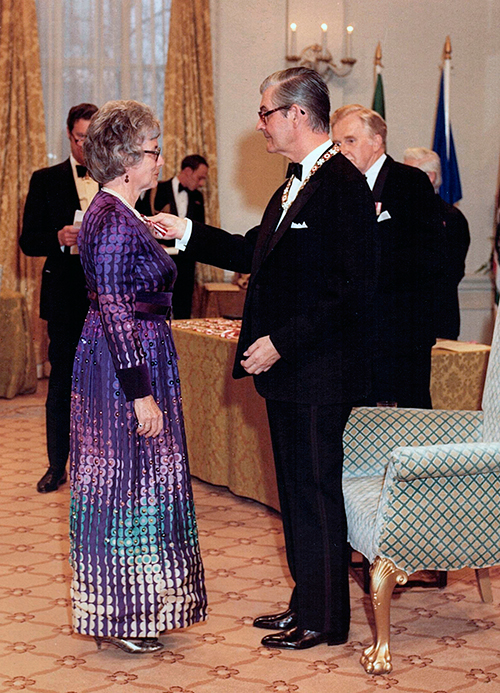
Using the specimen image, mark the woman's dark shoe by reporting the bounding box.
[253,608,298,631]
[261,626,348,650]
[94,636,164,654]
[37,468,67,493]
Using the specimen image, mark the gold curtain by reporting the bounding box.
[163,0,224,300]
[0,0,48,368]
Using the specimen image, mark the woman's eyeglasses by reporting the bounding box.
[143,148,161,161]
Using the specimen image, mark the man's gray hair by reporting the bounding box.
[84,100,160,185]
[260,67,330,134]
[403,147,442,192]
[330,104,387,148]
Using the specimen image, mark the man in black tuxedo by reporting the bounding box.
[153,68,378,649]
[136,154,208,318]
[404,147,470,340]
[19,103,98,492]
[331,105,442,408]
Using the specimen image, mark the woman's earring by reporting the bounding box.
[125,173,130,183]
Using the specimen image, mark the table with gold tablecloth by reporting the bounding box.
[172,319,490,510]
[0,290,37,399]
[173,318,278,510]
[430,344,490,410]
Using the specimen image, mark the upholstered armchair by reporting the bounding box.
[343,325,500,676]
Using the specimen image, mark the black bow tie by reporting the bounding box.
[178,183,188,193]
[76,165,88,178]
[286,162,303,181]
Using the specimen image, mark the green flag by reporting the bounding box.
[372,72,385,119]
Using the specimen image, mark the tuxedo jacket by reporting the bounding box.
[183,152,378,405]
[19,158,89,325]
[372,156,443,352]
[436,194,469,340]
[136,179,205,222]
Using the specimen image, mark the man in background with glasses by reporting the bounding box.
[152,68,378,650]
[19,103,98,493]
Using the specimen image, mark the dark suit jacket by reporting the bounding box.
[436,195,469,340]
[373,156,442,352]
[135,179,205,318]
[183,152,378,405]
[136,179,205,222]
[19,158,89,325]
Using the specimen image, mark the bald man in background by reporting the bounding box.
[331,105,442,408]
[404,147,469,340]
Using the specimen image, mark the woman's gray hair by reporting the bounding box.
[83,100,160,184]
[260,67,330,134]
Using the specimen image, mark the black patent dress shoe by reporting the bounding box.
[261,626,348,650]
[253,608,298,631]
[37,469,67,493]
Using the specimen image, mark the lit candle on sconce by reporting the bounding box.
[284,17,356,77]
[321,23,328,58]
[346,25,354,59]
[289,22,297,58]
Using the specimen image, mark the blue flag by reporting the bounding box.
[433,70,462,204]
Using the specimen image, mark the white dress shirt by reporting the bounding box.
[70,155,98,212]
[65,155,99,253]
[364,153,387,192]
[172,175,189,219]
[277,138,333,227]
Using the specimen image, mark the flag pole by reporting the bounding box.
[374,41,383,80]
[444,36,451,159]
[372,42,385,119]
[433,34,462,204]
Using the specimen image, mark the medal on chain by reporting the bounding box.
[281,144,340,213]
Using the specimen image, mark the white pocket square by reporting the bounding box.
[377,210,391,222]
[291,221,308,229]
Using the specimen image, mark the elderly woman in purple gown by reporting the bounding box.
[69,100,206,654]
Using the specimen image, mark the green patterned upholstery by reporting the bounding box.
[392,442,500,480]
[343,407,500,573]
[343,408,482,478]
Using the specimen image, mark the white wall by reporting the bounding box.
[210,0,500,339]
[211,0,288,232]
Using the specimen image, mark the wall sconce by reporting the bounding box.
[286,23,356,78]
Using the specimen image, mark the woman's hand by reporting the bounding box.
[134,395,163,438]
[150,213,187,239]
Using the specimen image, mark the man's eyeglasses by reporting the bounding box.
[258,105,290,123]
[70,132,87,145]
[143,148,161,162]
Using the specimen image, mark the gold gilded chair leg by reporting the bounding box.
[360,556,408,675]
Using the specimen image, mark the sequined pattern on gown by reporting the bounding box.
[69,191,206,637]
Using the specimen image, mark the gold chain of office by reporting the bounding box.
[281,144,340,213]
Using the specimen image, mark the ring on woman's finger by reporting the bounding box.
[138,423,144,428]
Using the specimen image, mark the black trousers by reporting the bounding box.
[265,399,352,635]
[45,318,85,473]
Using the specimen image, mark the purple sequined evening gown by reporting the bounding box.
[69,190,206,637]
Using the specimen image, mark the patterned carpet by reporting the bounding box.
[0,383,499,692]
